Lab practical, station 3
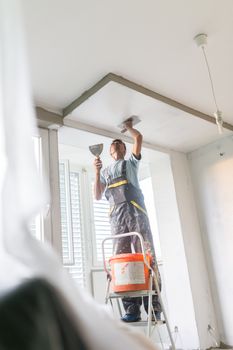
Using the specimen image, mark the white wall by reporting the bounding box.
[188,134,233,346]
[170,151,218,349]
[150,154,200,349]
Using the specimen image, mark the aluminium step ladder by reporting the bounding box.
[102,232,176,350]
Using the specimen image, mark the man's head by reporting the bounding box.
[110,139,126,160]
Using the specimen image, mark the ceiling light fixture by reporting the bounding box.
[194,33,223,134]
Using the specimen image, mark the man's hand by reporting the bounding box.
[94,157,102,174]
[123,118,133,130]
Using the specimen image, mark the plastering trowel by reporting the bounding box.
[118,115,141,133]
[89,143,103,158]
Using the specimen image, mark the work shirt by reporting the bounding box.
[100,154,141,189]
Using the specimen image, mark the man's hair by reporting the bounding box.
[111,139,126,150]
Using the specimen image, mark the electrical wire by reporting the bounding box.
[201,46,219,112]
[201,45,224,133]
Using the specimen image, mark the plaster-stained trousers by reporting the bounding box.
[110,201,162,316]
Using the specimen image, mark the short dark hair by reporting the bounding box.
[111,139,126,150]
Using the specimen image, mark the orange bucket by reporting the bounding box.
[109,253,151,292]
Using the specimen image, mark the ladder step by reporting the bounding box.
[109,290,157,298]
[122,320,166,327]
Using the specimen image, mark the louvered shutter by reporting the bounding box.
[92,193,113,264]
[59,162,74,264]
[59,161,86,287]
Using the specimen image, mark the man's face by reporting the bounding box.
[110,140,126,160]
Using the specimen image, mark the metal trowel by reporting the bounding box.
[118,115,141,133]
[89,143,103,158]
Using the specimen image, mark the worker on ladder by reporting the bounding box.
[93,119,162,323]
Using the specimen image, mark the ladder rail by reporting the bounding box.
[102,232,176,350]
[102,231,152,279]
[153,271,176,350]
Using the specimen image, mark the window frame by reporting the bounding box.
[29,128,51,243]
[39,128,52,243]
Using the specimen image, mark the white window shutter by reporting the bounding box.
[92,193,113,264]
[59,161,86,287]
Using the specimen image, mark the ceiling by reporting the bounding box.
[64,79,232,152]
[22,0,233,152]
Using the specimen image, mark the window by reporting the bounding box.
[59,160,86,287]
[140,177,162,260]
[92,192,112,265]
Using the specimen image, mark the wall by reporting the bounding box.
[150,153,200,349]
[188,135,233,346]
[171,151,219,349]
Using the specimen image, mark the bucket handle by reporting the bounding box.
[102,231,153,280]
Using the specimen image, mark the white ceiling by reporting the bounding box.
[22,0,233,152]
[65,80,232,152]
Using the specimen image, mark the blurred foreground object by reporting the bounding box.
[0,1,158,349]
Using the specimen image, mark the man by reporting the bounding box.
[94,120,161,322]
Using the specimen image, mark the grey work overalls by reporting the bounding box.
[104,160,162,316]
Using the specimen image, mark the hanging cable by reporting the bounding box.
[201,46,219,112]
[194,33,224,134]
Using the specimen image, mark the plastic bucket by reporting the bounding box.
[109,253,151,292]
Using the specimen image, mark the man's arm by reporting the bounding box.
[124,120,143,157]
[93,157,105,200]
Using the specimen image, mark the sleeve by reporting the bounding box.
[128,153,141,168]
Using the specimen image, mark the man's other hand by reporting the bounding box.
[94,157,102,173]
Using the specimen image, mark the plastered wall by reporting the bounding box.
[188,135,233,346]
[150,154,200,349]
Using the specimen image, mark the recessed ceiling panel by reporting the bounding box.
[64,81,232,153]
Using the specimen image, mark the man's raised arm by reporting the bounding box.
[93,157,105,200]
[124,120,143,157]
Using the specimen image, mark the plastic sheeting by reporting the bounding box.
[0,1,158,349]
